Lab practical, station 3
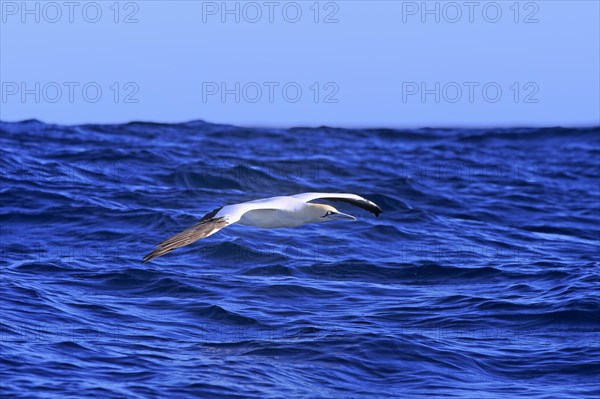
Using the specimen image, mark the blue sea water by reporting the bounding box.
[0,120,599,398]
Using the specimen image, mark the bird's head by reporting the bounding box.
[306,204,356,223]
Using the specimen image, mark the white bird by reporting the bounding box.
[143,192,382,263]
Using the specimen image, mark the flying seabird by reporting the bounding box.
[142,192,382,263]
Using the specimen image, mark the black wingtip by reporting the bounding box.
[374,207,382,218]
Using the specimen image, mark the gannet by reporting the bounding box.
[143,192,382,263]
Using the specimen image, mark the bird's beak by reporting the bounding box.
[331,212,356,221]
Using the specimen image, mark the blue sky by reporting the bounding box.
[1,0,598,127]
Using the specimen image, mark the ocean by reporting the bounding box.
[1,120,599,398]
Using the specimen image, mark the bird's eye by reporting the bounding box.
[324,211,333,217]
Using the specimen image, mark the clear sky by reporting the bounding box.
[1,0,598,127]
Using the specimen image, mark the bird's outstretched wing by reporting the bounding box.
[143,205,242,263]
[143,217,229,263]
[290,192,382,217]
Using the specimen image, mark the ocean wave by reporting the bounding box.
[1,120,598,398]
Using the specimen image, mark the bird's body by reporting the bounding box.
[239,208,309,228]
[143,192,382,263]
[228,195,336,228]
[228,196,306,228]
